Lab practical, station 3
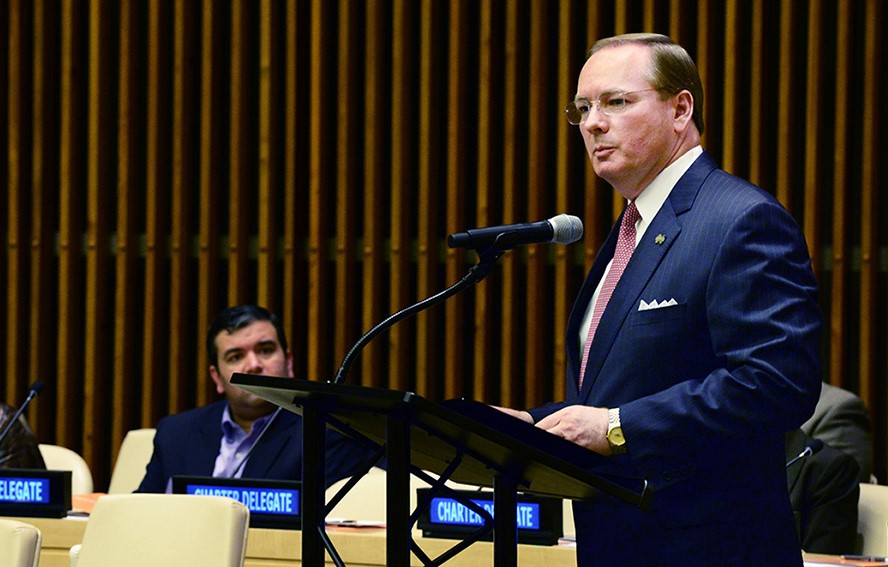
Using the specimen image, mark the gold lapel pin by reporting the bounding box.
[654,234,666,245]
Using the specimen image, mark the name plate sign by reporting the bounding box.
[0,469,72,518]
[416,488,563,545]
[172,476,301,530]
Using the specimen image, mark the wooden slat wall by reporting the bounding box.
[1,0,886,490]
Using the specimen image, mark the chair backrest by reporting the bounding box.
[858,483,888,555]
[326,467,525,523]
[107,428,156,494]
[72,494,250,567]
[0,518,42,567]
[38,444,94,494]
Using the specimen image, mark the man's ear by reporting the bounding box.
[209,366,226,395]
[285,351,295,378]
[673,90,694,132]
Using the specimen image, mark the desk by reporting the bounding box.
[12,516,578,567]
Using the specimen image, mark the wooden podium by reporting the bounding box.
[230,374,650,567]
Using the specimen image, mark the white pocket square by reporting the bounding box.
[638,298,678,311]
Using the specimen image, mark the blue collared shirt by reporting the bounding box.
[212,405,275,479]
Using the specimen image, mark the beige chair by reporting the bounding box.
[69,493,250,567]
[38,444,94,494]
[328,467,484,523]
[0,519,42,567]
[857,483,888,555]
[107,428,156,493]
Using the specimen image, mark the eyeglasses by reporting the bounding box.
[564,88,659,125]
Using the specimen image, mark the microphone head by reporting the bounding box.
[548,214,584,245]
[29,381,45,395]
[807,438,824,455]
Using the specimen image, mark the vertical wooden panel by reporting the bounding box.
[307,0,331,381]
[142,0,171,423]
[5,0,26,400]
[643,0,656,31]
[360,0,386,388]
[775,1,796,209]
[29,0,59,437]
[334,1,357,376]
[523,0,548,405]
[113,0,140,450]
[56,0,86,448]
[828,0,851,392]
[84,0,114,481]
[721,0,738,174]
[414,0,440,396]
[257,0,277,310]
[472,0,494,402]
[198,0,222,403]
[228,0,250,303]
[170,0,198,410]
[498,0,521,407]
[391,0,412,393]
[747,0,764,187]
[695,1,710,151]
[803,0,823,274]
[282,0,302,376]
[443,0,468,399]
[552,1,575,402]
[858,0,882,406]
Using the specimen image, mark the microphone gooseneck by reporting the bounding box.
[0,380,46,447]
[335,214,584,385]
[785,438,824,469]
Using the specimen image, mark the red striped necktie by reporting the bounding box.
[578,201,640,389]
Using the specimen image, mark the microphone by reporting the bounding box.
[785,438,824,469]
[0,380,45,447]
[447,213,584,251]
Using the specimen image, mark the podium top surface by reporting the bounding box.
[231,374,648,507]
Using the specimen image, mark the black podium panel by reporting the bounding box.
[230,375,645,504]
[230,374,649,567]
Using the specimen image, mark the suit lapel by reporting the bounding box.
[242,411,297,477]
[193,402,226,472]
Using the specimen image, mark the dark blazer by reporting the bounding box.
[529,152,822,566]
[0,404,46,469]
[137,399,375,493]
[802,382,873,483]
[785,428,859,554]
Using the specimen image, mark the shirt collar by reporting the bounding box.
[632,145,703,231]
[220,404,274,440]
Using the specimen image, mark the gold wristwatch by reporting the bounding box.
[607,407,627,455]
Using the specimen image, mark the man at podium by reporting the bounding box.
[500,34,821,565]
[137,305,374,493]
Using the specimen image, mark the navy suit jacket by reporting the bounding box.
[137,399,375,493]
[529,152,822,566]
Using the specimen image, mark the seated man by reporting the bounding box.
[0,404,46,469]
[785,428,859,554]
[802,381,873,483]
[138,305,376,492]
